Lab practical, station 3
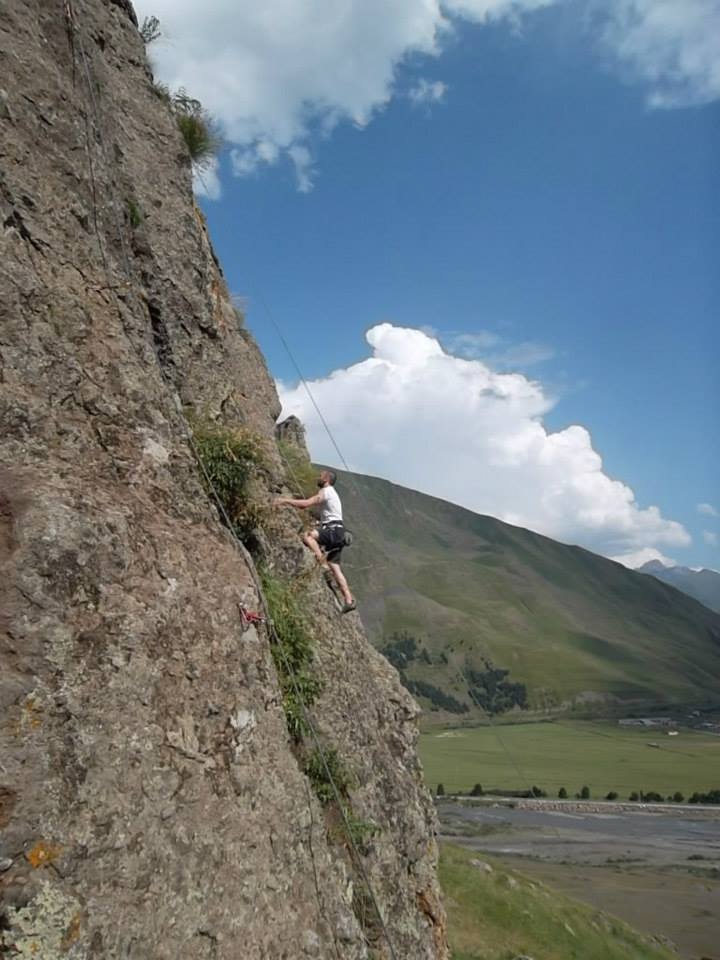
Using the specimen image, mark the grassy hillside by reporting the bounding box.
[440,844,676,960]
[329,470,720,722]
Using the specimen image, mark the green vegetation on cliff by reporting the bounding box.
[193,422,269,539]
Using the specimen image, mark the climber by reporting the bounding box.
[274,469,357,614]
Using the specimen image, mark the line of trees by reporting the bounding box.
[434,784,720,804]
[380,633,528,716]
[402,677,468,714]
[464,663,528,714]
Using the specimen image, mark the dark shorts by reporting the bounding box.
[318,523,345,563]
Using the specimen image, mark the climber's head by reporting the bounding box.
[316,469,337,488]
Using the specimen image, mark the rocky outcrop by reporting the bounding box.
[276,415,308,451]
[0,1,446,958]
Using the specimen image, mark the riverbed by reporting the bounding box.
[437,799,720,959]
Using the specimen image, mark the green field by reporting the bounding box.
[440,844,675,960]
[420,720,720,797]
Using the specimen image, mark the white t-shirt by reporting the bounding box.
[319,485,343,524]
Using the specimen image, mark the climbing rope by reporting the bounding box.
[272,441,550,827]
[246,281,568,825]
[190,436,401,960]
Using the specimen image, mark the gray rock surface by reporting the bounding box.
[0,1,447,957]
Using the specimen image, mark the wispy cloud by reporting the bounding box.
[697,502,719,517]
[407,79,448,106]
[490,341,557,368]
[703,530,718,547]
[288,145,316,194]
[595,0,720,108]
[446,331,502,356]
[444,330,555,368]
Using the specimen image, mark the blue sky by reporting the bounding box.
[139,0,719,568]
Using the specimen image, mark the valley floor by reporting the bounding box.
[420,720,720,798]
[438,800,720,959]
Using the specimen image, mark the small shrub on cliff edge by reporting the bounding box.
[149,81,222,172]
[140,15,162,44]
[305,745,380,853]
[152,79,172,105]
[172,89,222,172]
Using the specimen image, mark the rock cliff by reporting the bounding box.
[0,2,447,957]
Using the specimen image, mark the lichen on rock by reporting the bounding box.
[1,881,82,959]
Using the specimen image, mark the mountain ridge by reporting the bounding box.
[638,560,720,613]
[322,468,720,723]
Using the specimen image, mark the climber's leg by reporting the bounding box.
[328,560,354,608]
[302,528,327,564]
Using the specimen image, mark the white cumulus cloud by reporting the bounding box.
[278,323,690,558]
[136,0,720,197]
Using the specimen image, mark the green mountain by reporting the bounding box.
[332,470,720,723]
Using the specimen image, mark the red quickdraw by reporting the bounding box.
[239,603,266,632]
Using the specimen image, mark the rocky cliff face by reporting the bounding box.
[0,2,447,957]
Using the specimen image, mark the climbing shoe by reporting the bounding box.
[340,600,357,615]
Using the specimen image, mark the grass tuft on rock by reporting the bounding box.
[261,570,322,740]
[126,199,143,228]
[304,747,352,805]
[192,423,268,541]
[171,90,222,172]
